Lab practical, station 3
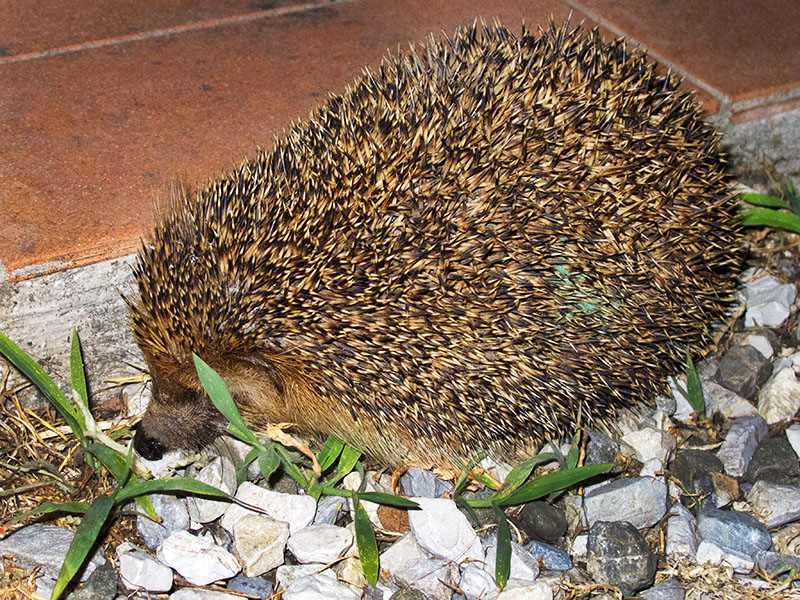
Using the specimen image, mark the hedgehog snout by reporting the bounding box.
[134,427,167,461]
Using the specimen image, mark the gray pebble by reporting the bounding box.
[517,501,567,543]
[587,521,657,597]
[716,344,772,399]
[136,493,191,551]
[524,540,573,571]
[638,578,685,600]
[400,467,453,498]
[227,575,274,599]
[696,508,771,558]
[745,434,800,485]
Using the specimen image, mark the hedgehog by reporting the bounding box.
[128,20,741,469]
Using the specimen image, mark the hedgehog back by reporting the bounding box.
[131,22,739,461]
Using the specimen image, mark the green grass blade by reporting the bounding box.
[10,501,90,524]
[496,463,613,506]
[496,453,556,499]
[352,493,379,585]
[258,446,281,480]
[741,193,789,209]
[566,432,581,470]
[337,444,362,478]
[472,469,501,490]
[273,443,309,489]
[51,494,114,600]
[685,354,706,419]
[0,331,86,443]
[317,436,345,472]
[237,447,260,485]
[69,331,89,410]
[113,477,230,503]
[739,208,800,234]
[356,492,420,509]
[193,354,257,445]
[87,443,129,482]
[492,503,511,587]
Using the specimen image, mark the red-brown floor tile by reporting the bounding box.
[0,0,571,279]
[1,0,327,59]
[569,0,800,107]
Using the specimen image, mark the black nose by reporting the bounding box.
[134,428,167,461]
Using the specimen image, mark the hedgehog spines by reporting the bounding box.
[129,20,740,466]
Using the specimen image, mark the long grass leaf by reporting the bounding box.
[51,494,114,600]
[10,501,90,524]
[495,454,555,498]
[352,493,379,584]
[258,446,280,480]
[69,332,89,409]
[496,463,613,506]
[685,354,706,419]
[0,331,85,442]
[114,477,230,503]
[493,503,511,587]
[356,492,420,509]
[739,209,800,234]
[337,445,362,478]
[193,354,257,444]
[741,193,789,209]
[317,436,345,472]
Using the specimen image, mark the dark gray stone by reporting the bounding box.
[227,575,274,599]
[586,521,657,597]
[715,345,772,399]
[518,501,568,543]
[639,578,685,600]
[754,550,800,576]
[586,429,620,466]
[524,540,573,571]
[696,508,771,558]
[671,450,725,493]
[66,562,118,600]
[400,467,453,498]
[745,435,800,485]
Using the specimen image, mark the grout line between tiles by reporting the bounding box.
[0,0,356,65]
[564,0,731,113]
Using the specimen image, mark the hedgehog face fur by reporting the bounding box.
[129,20,741,467]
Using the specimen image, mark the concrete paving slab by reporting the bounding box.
[0,255,149,413]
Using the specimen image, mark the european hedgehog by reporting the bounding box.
[129,21,740,468]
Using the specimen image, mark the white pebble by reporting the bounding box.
[497,580,553,600]
[665,503,697,559]
[186,456,237,523]
[117,542,173,592]
[233,514,289,576]
[276,564,334,591]
[158,530,239,586]
[221,481,316,535]
[288,524,354,564]
[757,367,800,425]
[584,477,668,529]
[408,497,483,564]
[621,428,676,464]
[282,573,360,600]
[747,481,800,529]
[695,540,754,574]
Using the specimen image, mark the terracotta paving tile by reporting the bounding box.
[0,0,571,279]
[1,0,327,58]
[568,0,800,108]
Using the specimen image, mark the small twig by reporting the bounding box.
[0,481,53,498]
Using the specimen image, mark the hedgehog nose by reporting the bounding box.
[134,428,167,461]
